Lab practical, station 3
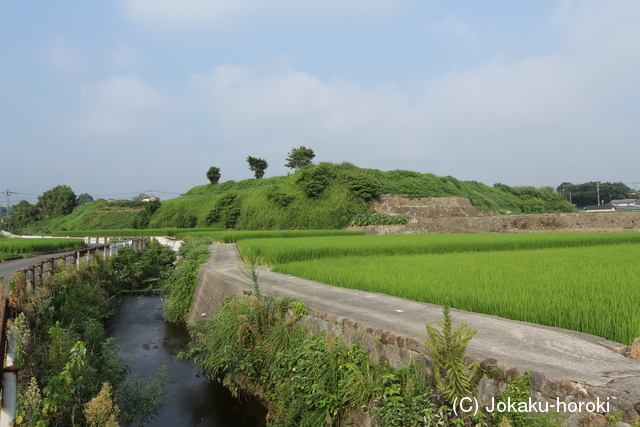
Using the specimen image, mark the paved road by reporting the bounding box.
[0,243,108,287]
[198,243,640,388]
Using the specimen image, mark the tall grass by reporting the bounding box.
[272,244,640,345]
[237,232,640,265]
[0,238,85,258]
[175,229,367,243]
[49,228,223,237]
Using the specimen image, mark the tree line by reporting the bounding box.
[3,186,94,231]
[556,181,636,207]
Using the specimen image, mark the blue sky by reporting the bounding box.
[2,0,639,204]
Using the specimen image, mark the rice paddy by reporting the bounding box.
[48,228,225,237]
[237,232,640,345]
[0,238,85,259]
[175,229,366,242]
[237,231,640,265]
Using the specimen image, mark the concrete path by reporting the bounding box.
[198,243,640,389]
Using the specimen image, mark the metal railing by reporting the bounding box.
[0,236,148,425]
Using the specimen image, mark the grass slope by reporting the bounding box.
[19,163,575,233]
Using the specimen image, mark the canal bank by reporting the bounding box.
[189,242,640,425]
[107,295,266,426]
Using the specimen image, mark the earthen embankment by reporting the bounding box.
[358,196,640,234]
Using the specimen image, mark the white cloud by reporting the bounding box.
[186,63,417,165]
[112,45,146,70]
[434,15,476,43]
[51,1,640,188]
[45,38,85,76]
[65,74,171,140]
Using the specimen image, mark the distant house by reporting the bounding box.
[583,204,615,212]
[611,199,638,207]
[141,195,159,202]
[614,205,640,212]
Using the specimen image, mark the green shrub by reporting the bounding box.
[296,164,336,198]
[266,187,295,207]
[163,237,213,323]
[351,212,409,226]
[223,206,241,229]
[348,174,382,200]
[206,193,238,226]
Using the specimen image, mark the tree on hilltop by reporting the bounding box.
[76,193,94,205]
[285,146,315,170]
[37,185,77,219]
[246,156,268,179]
[207,166,221,184]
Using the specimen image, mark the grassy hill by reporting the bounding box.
[18,163,575,233]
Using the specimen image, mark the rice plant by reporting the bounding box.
[0,238,85,259]
[237,232,640,265]
[175,229,366,243]
[272,243,640,345]
[48,228,224,237]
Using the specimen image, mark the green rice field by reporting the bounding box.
[237,231,640,265]
[237,232,640,345]
[0,238,85,259]
[175,229,366,242]
[49,228,224,237]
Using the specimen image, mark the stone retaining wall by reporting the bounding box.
[354,211,640,234]
[190,262,640,426]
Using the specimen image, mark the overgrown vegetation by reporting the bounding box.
[7,240,175,426]
[8,162,576,234]
[163,236,214,323]
[351,212,409,226]
[425,306,478,403]
[182,285,563,426]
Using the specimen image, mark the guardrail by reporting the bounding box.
[0,236,148,424]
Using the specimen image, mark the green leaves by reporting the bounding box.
[206,166,221,184]
[296,163,335,198]
[424,306,478,403]
[284,146,315,169]
[247,156,269,179]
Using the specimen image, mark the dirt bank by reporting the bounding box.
[356,196,640,234]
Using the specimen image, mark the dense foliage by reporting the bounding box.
[8,241,175,426]
[162,237,214,323]
[184,291,488,427]
[351,212,409,226]
[7,163,577,233]
[556,181,635,207]
[284,145,315,169]
[247,156,269,179]
[206,166,221,184]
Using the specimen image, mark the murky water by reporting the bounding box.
[106,295,267,427]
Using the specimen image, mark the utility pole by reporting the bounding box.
[597,182,601,206]
[3,189,11,217]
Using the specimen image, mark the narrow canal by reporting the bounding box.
[107,295,267,426]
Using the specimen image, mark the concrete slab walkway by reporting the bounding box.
[192,243,640,398]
